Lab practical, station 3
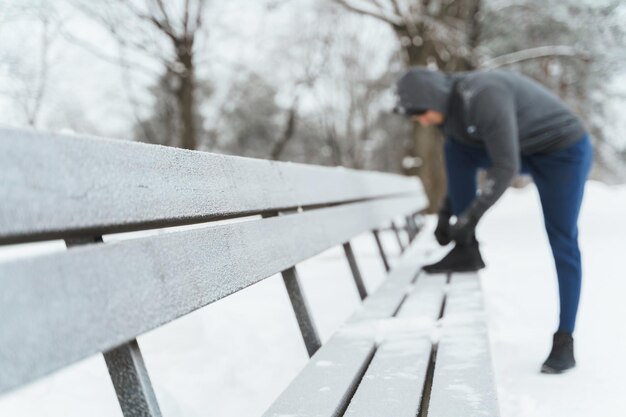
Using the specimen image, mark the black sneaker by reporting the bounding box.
[423,240,486,274]
[541,331,576,374]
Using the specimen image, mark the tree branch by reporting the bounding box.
[194,0,204,32]
[153,0,172,24]
[481,45,591,68]
[117,0,178,42]
[334,0,402,27]
[60,28,163,78]
[138,13,179,43]
[390,0,419,37]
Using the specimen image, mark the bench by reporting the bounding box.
[0,128,499,417]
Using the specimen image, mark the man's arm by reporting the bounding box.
[468,85,519,218]
[450,85,519,242]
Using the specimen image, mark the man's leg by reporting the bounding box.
[423,139,490,273]
[525,135,593,373]
[444,138,491,215]
[526,135,593,333]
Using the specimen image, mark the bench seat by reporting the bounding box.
[263,241,499,417]
[428,273,500,417]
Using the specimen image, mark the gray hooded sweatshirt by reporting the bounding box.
[396,67,586,220]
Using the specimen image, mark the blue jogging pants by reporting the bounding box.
[444,134,593,333]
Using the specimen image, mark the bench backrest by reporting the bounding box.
[0,128,427,403]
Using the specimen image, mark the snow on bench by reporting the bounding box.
[263,251,500,416]
[428,274,500,417]
[0,128,428,416]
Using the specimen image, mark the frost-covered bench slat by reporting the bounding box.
[395,273,447,320]
[262,331,377,417]
[428,273,500,417]
[0,128,423,245]
[343,331,432,417]
[342,274,448,417]
[0,195,422,394]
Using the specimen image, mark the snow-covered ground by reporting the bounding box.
[0,180,624,416]
[480,180,626,417]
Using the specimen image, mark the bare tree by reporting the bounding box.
[311,28,401,169]
[264,2,337,161]
[70,0,208,150]
[0,1,63,128]
[263,2,414,170]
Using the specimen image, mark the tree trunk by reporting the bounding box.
[270,96,299,160]
[409,124,447,212]
[176,39,197,150]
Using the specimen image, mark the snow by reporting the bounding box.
[0,181,625,416]
[480,180,626,417]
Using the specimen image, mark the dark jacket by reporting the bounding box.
[396,67,586,220]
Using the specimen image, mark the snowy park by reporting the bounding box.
[1,0,626,416]
[0,180,624,416]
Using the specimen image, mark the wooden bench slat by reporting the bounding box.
[343,274,447,416]
[0,128,424,244]
[343,333,432,417]
[395,273,447,321]
[427,273,500,417]
[0,196,422,394]
[262,331,376,417]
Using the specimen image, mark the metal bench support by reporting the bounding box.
[281,266,322,357]
[65,237,162,417]
[104,340,163,417]
[372,230,390,272]
[391,221,405,254]
[343,242,368,300]
[406,215,418,242]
